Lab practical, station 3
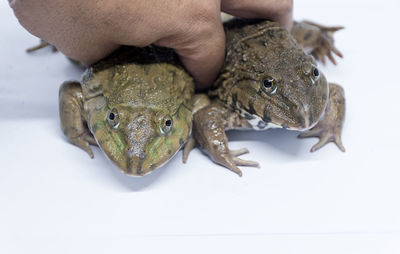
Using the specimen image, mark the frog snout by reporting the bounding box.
[126,152,148,176]
[296,101,323,131]
[296,105,313,130]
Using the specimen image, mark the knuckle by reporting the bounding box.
[277,0,293,15]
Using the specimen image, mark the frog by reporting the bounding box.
[30,18,344,177]
[183,19,345,176]
[59,46,209,176]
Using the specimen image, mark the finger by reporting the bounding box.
[221,0,293,29]
[160,19,226,89]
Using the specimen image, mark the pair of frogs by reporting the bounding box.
[56,19,345,177]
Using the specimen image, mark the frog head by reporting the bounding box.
[85,97,192,176]
[215,22,329,131]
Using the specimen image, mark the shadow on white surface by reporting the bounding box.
[228,129,303,157]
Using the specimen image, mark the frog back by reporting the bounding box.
[81,46,194,112]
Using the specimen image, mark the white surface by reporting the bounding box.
[1,0,400,253]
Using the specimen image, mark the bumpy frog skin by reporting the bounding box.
[59,46,199,176]
[53,19,344,177]
[185,19,346,176]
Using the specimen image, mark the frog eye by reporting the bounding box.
[312,67,320,79]
[107,108,120,129]
[261,77,277,94]
[160,115,173,135]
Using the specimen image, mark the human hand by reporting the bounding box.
[10,0,293,89]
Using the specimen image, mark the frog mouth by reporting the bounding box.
[295,103,326,131]
[293,91,329,131]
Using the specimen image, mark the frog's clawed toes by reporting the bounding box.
[298,127,345,153]
[312,40,343,65]
[309,24,344,65]
[229,148,249,156]
[231,156,260,168]
[69,133,96,158]
[212,148,259,177]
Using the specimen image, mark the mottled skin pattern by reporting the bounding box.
[186,19,345,176]
[44,18,344,177]
[59,46,202,176]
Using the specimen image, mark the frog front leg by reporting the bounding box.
[192,101,259,176]
[59,81,97,157]
[182,93,211,163]
[298,83,345,152]
[291,21,344,65]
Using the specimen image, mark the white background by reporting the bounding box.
[1,0,400,253]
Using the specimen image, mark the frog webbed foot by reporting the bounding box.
[227,148,260,176]
[304,21,344,65]
[205,145,259,177]
[298,124,345,152]
[298,83,346,152]
[193,103,259,176]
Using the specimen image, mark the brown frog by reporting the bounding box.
[58,46,209,176]
[184,19,345,176]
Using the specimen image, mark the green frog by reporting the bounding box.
[183,19,345,176]
[59,46,208,176]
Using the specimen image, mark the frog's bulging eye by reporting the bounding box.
[107,108,120,129]
[261,77,277,94]
[313,67,320,77]
[109,113,115,120]
[160,115,173,135]
[263,78,274,88]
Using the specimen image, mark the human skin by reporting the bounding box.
[9,0,293,89]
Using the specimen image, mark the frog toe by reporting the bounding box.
[182,137,196,163]
[210,153,243,177]
[309,24,344,65]
[70,134,95,158]
[327,51,337,65]
[226,162,243,177]
[333,133,346,152]
[297,129,321,139]
[299,129,345,153]
[26,40,57,53]
[229,148,249,157]
[231,156,260,168]
[211,149,260,177]
[309,134,330,152]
